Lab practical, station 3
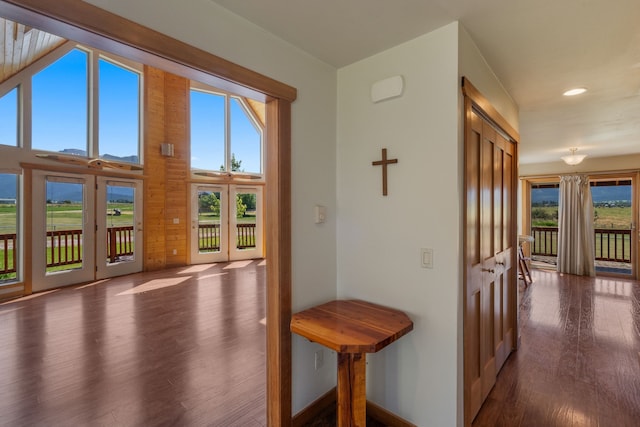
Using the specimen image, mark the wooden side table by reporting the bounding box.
[291,300,414,427]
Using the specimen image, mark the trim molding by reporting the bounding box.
[292,387,417,427]
[461,76,519,143]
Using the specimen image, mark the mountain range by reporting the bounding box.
[532,186,631,204]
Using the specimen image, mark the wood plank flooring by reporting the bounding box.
[2,264,639,426]
[473,269,640,427]
[0,260,266,427]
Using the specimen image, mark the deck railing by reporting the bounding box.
[107,226,135,263]
[0,223,258,274]
[0,233,16,275]
[531,226,632,263]
[198,223,257,251]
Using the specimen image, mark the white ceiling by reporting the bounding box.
[212,0,640,165]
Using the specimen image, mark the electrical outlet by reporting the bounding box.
[314,349,324,370]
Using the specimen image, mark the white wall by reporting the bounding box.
[84,0,339,413]
[337,23,461,426]
[458,27,519,132]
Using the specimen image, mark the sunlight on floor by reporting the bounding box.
[117,277,191,295]
[223,260,254,269]
[0,289,59,305]
[197,272,228,281]
[75,279,111,290]
[179,264,217,274]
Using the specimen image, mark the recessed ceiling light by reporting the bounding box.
[563,87,587,96]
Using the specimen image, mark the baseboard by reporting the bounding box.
[292,387,337,427]
[367,400,417,427]
[291,387,416,427]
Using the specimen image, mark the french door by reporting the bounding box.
[190,184,263,264]
[32,171,143,292]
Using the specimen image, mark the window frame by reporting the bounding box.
[0,42,144,163]
[189,81,264,177]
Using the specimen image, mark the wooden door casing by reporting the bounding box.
[463,79,519,426]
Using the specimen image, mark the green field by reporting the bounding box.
[532,206,632,229]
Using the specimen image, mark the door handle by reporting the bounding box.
[482,268,495,274]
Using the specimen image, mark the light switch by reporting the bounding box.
[173,218,179,224]
[421,248,433,269]
[314,205,326,224]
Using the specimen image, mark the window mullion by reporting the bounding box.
[21,81,32,150]
[89,50,99,158]
[225,94,231,172]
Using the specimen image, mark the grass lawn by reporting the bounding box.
[532,206,632,229]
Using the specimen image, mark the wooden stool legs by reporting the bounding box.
[518,245,532,286]
[337,352,366,427]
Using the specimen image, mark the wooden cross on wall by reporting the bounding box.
[372,148,398,196]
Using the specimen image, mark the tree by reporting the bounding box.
[238,193,256,211]
[220,153,243,172]
[236,195,247,218]
[199,192,220,216]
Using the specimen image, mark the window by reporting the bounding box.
[30,47,142,163]
[190,87,263,175]
[32,48,88,154]
[0,173,18,283]
[0,87,18,147]
[99,58,141,163]
[190,90,225,171]
[230,97,261,174]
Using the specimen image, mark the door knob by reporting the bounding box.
[482,268,495,273]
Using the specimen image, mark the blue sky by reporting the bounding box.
[5,47,262,172]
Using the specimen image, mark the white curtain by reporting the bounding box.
[557,174,595,276]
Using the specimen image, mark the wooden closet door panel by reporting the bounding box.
[464,108,484,420]
[480,121,497,400]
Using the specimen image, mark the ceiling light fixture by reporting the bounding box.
[563,87,587,96]
[561,147,587,165]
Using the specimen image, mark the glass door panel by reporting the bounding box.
[191,184,228,264]
[32,171,95,292]
[229,185,263,261]
[96,177,143,279]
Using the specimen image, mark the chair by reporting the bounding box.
[518,235,534,286]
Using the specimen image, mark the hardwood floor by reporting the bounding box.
[3,264,639,427]
[473,269,640,427]
[0,260,267,427]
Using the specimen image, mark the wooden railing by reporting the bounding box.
[531,226,632,263]
[199,224,221,251]
[47,229,83,267]
[107,226,135,263]
[236,223,256,249]
[0,233,16,275]
[0,222,258,274]
[198,223,257,251]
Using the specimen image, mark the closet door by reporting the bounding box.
[464,106,517,424]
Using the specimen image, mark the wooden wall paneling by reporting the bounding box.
[163,73,189,267]
[143,65,167,271]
